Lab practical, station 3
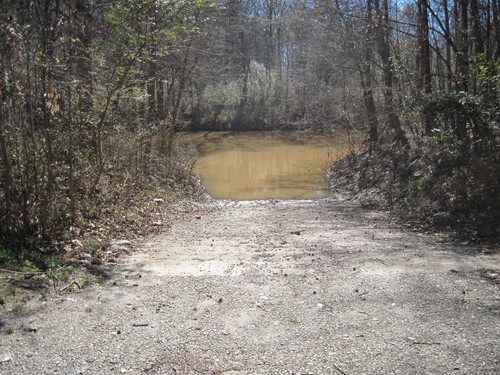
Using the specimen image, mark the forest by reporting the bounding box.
[0,0,498,263]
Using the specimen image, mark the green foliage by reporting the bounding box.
[48,255,63,270]
[475,53,500,85]
[0,247,15,264]
[343,83,499,241]
[416,176,428,195]
[405,90,491,137]
[398,130,498,240]
[0,246,39,272]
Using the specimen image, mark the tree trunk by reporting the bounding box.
[456,0,470,93]
[417,0,434,134]
[363,0,379,153]
[165,45,198,156]
[454,0,470,141]
[375,0,407,145]
[0,109,13,235]
[235,59,250,128]
[444,0,453,90]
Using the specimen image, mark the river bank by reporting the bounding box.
[1,198,498,374]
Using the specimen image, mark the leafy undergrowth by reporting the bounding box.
[0,188,212,310]
[329,139,500,246]
[0,153,213,309]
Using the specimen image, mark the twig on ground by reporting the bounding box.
[58,280,82,293]
[331,361,349,375]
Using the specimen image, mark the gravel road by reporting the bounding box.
[1,199,499,375]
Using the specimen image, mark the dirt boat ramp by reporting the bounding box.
[1,199,499,374]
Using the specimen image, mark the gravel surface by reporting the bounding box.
[1,199,499,375]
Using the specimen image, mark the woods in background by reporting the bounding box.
[0,0,214,251]
[1,0,498,251]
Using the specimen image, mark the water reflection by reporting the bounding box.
[181,131,361,200]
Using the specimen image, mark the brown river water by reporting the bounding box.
[180,131,361,200]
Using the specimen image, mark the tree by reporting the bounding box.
[417,0,434,134]
[361,0,379,152]
[0,0,216,249]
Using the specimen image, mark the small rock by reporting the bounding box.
[0,353,12,363]
[110,240,132,247]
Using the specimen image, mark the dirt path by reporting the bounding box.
[1,199,499,375]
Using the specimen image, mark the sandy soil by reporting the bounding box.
[1,199,499,375]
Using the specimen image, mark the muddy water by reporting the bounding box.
[182,131,360,200]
